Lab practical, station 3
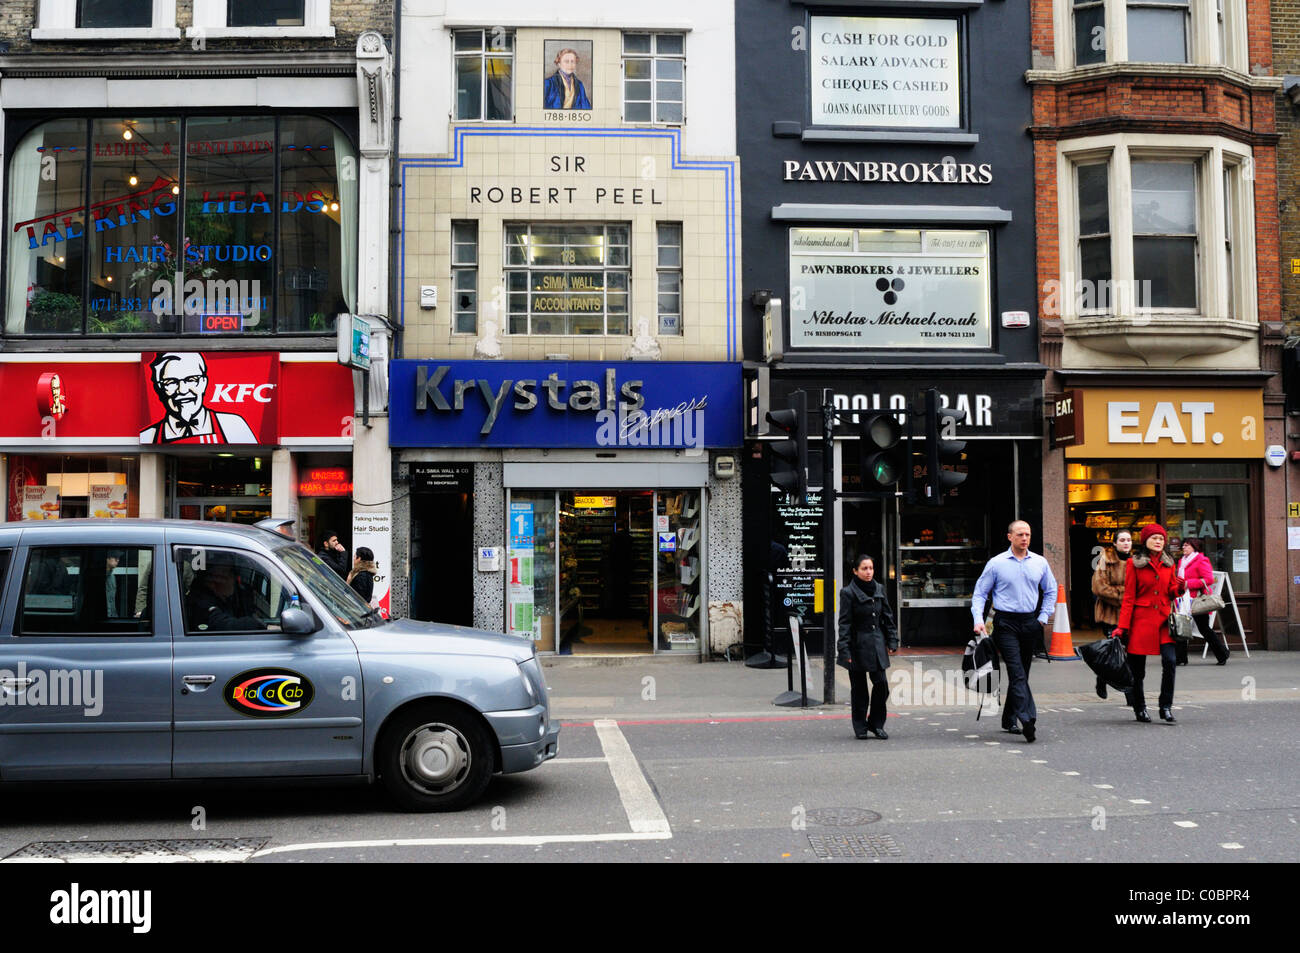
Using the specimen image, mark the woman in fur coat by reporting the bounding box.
[1112,524,1185,724]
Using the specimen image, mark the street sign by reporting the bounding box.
[337,314,371,371]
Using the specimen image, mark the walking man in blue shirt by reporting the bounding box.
[971,520,1057,743]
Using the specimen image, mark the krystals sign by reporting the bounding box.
[390,361,744,449]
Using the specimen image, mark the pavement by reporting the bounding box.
[542,642,1297,721]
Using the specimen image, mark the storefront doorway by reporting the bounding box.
[171,455,270,525]
[507,487,704,657]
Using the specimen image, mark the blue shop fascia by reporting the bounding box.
[388,359,745,659]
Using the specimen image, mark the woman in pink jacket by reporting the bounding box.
[1112,524,1185,724]
[1179,538,1229,665]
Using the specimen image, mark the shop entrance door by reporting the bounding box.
[558,491,654,655]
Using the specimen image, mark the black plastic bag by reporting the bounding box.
[1080,636,1133,692]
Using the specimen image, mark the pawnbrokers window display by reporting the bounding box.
[788,227,991,349]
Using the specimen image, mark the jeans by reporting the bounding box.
[992,613,1040,729]
[1127,643,1177,711]
[848,668,889,732]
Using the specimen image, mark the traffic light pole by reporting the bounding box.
[821,392,836,706]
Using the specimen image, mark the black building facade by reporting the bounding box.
[738,0,1045,650]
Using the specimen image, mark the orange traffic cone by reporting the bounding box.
[1047,584,1080,660]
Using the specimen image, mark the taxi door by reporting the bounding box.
[166,541,364,778]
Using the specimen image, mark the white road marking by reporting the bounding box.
[964,734,979,739]
[252,831,672,858]
[595,718,672,835]
[1031,760,1048,764]
[985,741,1000,746]
[1061,771,1080,776]
[1220,842,1244,849]
[1129,799,1151,805]
[1174,821,1198,828]
[550,757,607,764]
[1093,784,1114,789]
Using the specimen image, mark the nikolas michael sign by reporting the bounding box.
[789,228,990,349]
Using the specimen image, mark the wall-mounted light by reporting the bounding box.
[171,183,180,195]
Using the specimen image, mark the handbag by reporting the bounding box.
[1167,612,1195,642]
[1189,591,1225,615]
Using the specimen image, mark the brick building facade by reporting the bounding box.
[1030,0,1293,649]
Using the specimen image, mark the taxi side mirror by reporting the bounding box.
[281,607,317,636]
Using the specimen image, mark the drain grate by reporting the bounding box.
[806,808,882,827]
[808,833,902,858]
[3,837,269,863]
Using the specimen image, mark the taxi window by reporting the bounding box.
[19,547,153,636]
[174,545,300,635]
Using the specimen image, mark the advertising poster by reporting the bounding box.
[351,511,392,619]
[90,484,128,518]
[22,485,60,521]
[772,492,824,624]
[508,502,536,639]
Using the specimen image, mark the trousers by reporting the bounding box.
[992,612,1039,730]
[1194,612,1230,663]
[1127,642,1177,711]
[848,668,889,732]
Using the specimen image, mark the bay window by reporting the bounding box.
[5,115,357,336]
[1061,0,1244,69]
[1059,135,1254,324]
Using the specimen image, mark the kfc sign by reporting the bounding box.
[36,372,69,421]
[140,352,278,445]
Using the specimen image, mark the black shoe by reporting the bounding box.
[1023,720,1036,743]
[1002,725,1022,735]
[1095,677,1108,700]
[1135,709,1152,723]
[1160,707,1177,724]
[854,732,871,740]
[868,727,889,740]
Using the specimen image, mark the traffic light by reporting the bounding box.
[859,411,907,493]
[923,388,967,506]
[766,390,808,503]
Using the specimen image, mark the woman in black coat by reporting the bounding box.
[837,555,898,740]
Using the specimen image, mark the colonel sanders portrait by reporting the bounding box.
[139,352,257,445]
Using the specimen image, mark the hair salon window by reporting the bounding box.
[5,115,357,336]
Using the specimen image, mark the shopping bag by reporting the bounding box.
[1080,636,1133,693]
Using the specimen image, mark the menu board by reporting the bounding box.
[90,484,128,518]
[22,485,60,520]
[772,492,824,624]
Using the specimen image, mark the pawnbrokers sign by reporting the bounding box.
[810,16,960,129]
[789,228,990,349]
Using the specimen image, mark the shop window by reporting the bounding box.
[622,33,685,124]
[5,115,357,337]
[454,29,515,122]
[505,223,630,335]
[19,546,153,635]
[1062,0,1244,69]
[656,223,682,335]
[1058,136,1254,324]
[7,454,139,521]
[508,492,556,646]
[228,0,305,27]
[452,221,479,335]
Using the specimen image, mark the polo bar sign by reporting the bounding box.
[810,15,961,129]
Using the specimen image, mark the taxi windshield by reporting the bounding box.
[277,545,383,629]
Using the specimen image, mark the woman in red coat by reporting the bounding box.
[1179,538,1229,665]
[1112,524,1185,724]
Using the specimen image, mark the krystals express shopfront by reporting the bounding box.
[388,360,744,658]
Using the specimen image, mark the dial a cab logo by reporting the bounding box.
[224,668,314,718]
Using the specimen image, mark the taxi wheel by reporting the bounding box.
[379,703,494,812]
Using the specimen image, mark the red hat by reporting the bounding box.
[1139,523,1167,546]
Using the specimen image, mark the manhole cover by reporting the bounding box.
[806,808,882,827]
[3,837,269,863]
[808,833,902,858]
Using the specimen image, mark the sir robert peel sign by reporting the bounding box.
[389,361,744,449]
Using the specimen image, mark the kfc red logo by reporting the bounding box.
[36,371,68,420]
[139,352,268,445]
